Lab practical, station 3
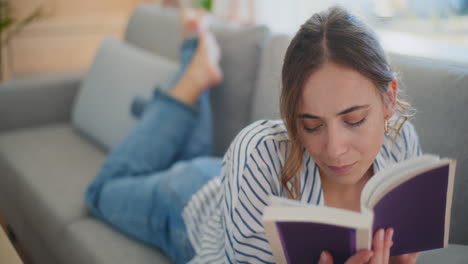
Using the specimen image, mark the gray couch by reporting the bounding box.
[0,4,467,264]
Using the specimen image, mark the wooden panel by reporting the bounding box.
[8,32,119,76]
[12,0,145,20]
[2,0,158,80]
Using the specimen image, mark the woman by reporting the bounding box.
[85,6,421,264]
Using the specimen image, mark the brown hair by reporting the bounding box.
[280,6,415,199]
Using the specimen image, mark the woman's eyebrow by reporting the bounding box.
[337,104,370,116]
[297,113,320,119]
[297,104,370,119]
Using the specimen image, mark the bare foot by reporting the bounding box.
[170,31,223,105]
[186,31,223,91]
[180,8,221,89]
[180,8,210,37]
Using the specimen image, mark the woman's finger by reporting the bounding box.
[370,228,385,264]
[318,250,334,264]
[344,250,374,264]
[382,229,394,262]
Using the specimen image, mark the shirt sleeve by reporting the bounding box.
[221,121,283,264]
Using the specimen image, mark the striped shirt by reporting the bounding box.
[183,119,422,263]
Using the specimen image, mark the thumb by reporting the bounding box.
[318,251,333,264]
[345,250,373,264]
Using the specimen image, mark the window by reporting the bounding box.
[254,0,468,62]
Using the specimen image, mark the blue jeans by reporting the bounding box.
[84,38,223,264]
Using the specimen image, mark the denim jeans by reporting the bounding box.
[84,37,222,264]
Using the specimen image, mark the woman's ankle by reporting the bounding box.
[169,74,205,105]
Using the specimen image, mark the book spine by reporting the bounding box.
[356,209,373,251]
[263,210,288,264]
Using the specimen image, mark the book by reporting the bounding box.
[262,154,456,264]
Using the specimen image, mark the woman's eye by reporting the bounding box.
[302,117,366,132]
[303,124,322,133]
[347,117,367,127]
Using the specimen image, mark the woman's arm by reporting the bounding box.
[222,120,285,263]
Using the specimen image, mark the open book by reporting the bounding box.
[262,154,456,264]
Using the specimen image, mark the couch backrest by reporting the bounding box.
[125,5,182,61]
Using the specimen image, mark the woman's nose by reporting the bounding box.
[324,126,348,159]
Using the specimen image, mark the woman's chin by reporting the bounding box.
[323,165,371,186]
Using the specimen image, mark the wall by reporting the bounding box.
[1,0,159,80]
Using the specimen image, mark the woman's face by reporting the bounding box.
[297,62,395,186]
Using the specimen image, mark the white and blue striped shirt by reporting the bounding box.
[183,119,421,263]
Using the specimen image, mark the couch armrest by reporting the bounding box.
[0,72,83,132]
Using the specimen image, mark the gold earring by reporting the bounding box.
[384,119,389,134]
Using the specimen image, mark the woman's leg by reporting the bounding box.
[130,8,211,119]
[84,20,222,263]
[130,11,220,160]
[130,36,198,119]
[86,27,222,211]
[85,91,201,217]
[85,87,221,263]
[95,157,222,264]
[171,29,222,160]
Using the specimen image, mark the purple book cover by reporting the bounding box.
[276,221,356,264]
[372,164,450,256]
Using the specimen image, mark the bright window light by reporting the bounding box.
[255,0,468,52]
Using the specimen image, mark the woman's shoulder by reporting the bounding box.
[382,118,421,163]
[222,120,289,190]
[227,119,289,155]
[241,119,288,137]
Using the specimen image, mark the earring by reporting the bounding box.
[384,119,389,134]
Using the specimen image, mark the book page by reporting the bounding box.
[369,160,454,256]
[264,204,372,229]
[360,154,439,208]
[367,158,451,208]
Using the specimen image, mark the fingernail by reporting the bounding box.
[378,229,384,241]
[319,251,327,263]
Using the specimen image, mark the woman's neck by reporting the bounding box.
[320,167,373,212]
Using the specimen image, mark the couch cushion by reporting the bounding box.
[56,218,171,264]
[418,244,468,263]
[72,37,178,151]
[124,4,271,156]
[389,53,468,245]
[0,124,105,252]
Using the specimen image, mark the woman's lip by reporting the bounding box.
[327,162,356,174]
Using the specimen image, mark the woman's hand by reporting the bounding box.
[318,228,420,264]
